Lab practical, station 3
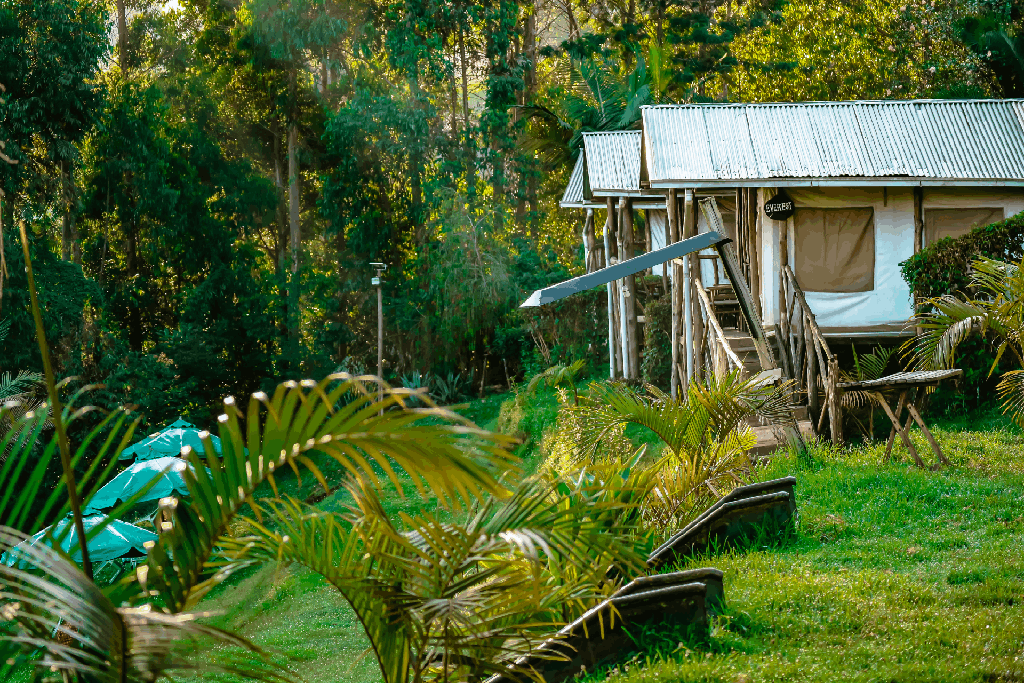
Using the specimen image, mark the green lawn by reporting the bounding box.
[192,403,1024,683]
[590,416,1024,683]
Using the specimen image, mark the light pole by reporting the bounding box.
[370,262,387,407]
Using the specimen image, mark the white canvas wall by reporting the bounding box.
[759,187,1024,330]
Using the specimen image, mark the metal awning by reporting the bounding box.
[520,231,729,307]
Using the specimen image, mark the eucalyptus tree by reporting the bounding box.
[244,0,346,355]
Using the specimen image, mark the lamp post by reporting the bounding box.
[370,262,387,407]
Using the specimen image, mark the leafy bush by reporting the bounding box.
[900,212,1024,299]
[641,295,672,391]
[900,213,1024,413]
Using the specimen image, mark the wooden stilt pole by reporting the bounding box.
[584,208,598,274]
[606,197,622,379]
[669,190,681,398]
[603,206,617,379]
[621,197,640,379]
[682,189,695,392]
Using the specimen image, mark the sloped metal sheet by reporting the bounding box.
[582,130,643,193]
[642,100,1024,185]
[559,154,592,208]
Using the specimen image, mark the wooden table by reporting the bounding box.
[836,369,963,469]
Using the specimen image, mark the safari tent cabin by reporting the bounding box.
[640,100,1024,340]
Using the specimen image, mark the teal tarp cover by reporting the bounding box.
[87,456,196,512]
[3,514,157,565]
[119,418,222,461]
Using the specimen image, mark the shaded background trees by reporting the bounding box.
[0,0,1020,427]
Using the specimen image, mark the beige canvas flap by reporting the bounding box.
[794,207,875,293]
[924,207,1004,246]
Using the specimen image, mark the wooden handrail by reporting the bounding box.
[694,279,744,371]
[783,265,834,361]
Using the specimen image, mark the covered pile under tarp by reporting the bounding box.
[119,418,222,461]
[87,456,198,512]
[2,514,157,565]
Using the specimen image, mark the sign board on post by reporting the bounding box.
[764,190,795,221]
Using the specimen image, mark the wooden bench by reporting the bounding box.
[836,369,962,469]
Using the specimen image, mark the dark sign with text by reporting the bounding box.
[764,191,795,221]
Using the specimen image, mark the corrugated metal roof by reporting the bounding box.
[559,154,595,208]
[583,130,644,194]
[642,100,1024,187]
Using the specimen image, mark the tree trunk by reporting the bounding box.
[458,26,474,196]
[117,0,127,70]
[61,161,79,263]
[288,70,301,352]
[125,210,141,352]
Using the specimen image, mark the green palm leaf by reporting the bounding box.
[141,375,517,613]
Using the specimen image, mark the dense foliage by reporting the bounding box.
[2,0,1022,430]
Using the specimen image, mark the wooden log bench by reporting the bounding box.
[647,476,797,569]
[835,369,962,470]
[487,569,721,683]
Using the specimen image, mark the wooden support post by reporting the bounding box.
[917,187,925,335]
[621,197,639,380]
[805,315,819,429]
[690,198,704,383]
[603,201,621,379]
[669,190,681,398]
[828,356,843,444]
[682,189,696,392]
[584,208,598,274]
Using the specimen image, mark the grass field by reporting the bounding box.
[192,398,1024,683]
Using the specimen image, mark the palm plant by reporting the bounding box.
[220,473,646,683]
[526,359,587,405]
[907,256,1024,424]
[560,372,794,527]
[0,318,49,443]
[522,44,676,171]
[839,344,898,440]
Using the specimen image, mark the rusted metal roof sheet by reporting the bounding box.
[642,100,1024,187]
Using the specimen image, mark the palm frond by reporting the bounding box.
[0,526,294,683]
[142,375,517,614]
[997,369,1024,427]
[907,295,993,369]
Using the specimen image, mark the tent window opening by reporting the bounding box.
[924,208,1004,246]
[793,207,875,293]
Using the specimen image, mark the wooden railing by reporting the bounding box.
[780,265,842,443]
[694,278,744,379]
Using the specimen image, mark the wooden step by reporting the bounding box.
[748,420,815,457]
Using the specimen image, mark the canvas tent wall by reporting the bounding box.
[640,100,1024,335]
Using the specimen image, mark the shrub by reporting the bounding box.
[900,212,1024,299]
[900,213,1024,414]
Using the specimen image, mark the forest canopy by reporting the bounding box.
[0,0,1017,426]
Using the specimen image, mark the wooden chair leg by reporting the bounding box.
[878,391,926,467]
[906,399,950,467]
[882,391,907,462]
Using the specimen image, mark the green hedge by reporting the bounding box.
[900,212,1024,298]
